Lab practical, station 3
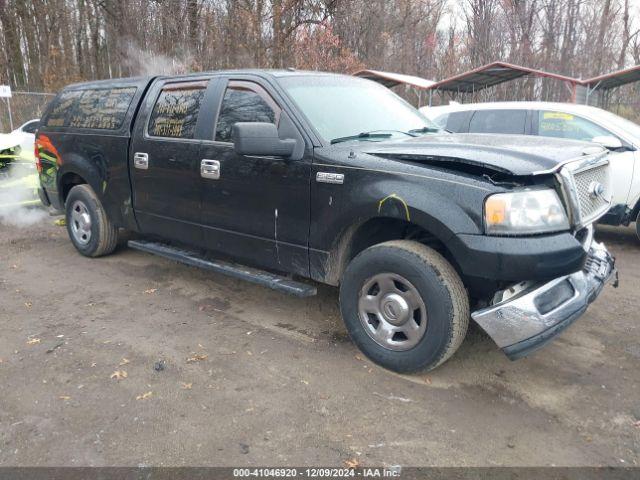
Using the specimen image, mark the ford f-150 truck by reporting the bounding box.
[36,70,617,373]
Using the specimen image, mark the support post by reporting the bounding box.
[6,97,13,131]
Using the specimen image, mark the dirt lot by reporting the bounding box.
[0,214,638,467]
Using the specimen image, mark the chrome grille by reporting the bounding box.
[558,155,611,228]
[572,164,610,225]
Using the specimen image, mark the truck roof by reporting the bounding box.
[62,69,349,91]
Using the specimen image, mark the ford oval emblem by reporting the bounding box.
[589,181,605,200]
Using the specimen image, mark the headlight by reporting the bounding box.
[484,189,569,235]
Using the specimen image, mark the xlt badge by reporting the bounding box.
[316,172,344,184]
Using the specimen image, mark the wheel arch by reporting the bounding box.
[317,214,459,286]
[631,194,640,221]
[56,153,105,206]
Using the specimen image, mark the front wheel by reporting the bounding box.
[636,210,640,242]
[65,184,118,257]
[339,240,469,373]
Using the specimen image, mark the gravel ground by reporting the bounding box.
[0,214,638,467]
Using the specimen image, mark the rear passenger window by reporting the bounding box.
[45,90,84,127]
[468,110,526,134]
[215,82,279,143]
[148,82,207,139]
[45,87,136,129]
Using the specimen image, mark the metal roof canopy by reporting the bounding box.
[427,61,580,93]
[353,69,436,90]
[583,65,640,90]
[353,62,640,106]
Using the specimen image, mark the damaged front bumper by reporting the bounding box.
[471,239,617,360]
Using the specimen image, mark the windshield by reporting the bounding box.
[594,108,640,142]
[278,75,440,144]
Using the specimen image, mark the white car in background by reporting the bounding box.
[0,119,40,207]
[5,119,40,152]
[420,102,640,240]
[1,118,40,161]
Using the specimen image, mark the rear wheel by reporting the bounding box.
[339,240,469,373]
[636,210,640,242]
[65,184,118,257]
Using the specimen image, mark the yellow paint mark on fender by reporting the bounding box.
[378,193,411,221]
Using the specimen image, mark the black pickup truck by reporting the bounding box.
[36,70,617,372]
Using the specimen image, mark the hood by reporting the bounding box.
[361,133,606,176]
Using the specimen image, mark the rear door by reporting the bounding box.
[197,76,311,275]
[130,78,209,244]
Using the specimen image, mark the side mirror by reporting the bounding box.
[592,135,623,150]
[232,122,296,158]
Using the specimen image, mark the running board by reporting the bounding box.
[127,240,317,298]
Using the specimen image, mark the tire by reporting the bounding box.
[636,210,640,242]
[339,240,469,373]
[65,184,118,257]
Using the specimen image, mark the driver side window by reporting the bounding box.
[537,111,612,142]
[214,82,280,143]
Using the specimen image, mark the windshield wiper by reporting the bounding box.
[408,126,441,135]
[330,130,417,145]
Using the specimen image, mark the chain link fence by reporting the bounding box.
[1,92,56,133]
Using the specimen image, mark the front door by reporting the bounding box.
[130,78,209,245]
[198,78,311,276]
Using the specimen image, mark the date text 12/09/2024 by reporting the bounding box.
[233,467,402,477]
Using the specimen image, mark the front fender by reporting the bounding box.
[309,153,501,283]
[310,164,495,251]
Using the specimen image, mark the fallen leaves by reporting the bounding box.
[344,458,360,468]
[24,302,32,308]
[144,288,157,294]
[186,353,208,363]
[59,395,71,401]
[633,420,640,428]
[53,218,66,226]
[26,338,41,345]
[180,382,193,390]
[110,370,128,380]
[119,358,130,366]
[136,391,153,400]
